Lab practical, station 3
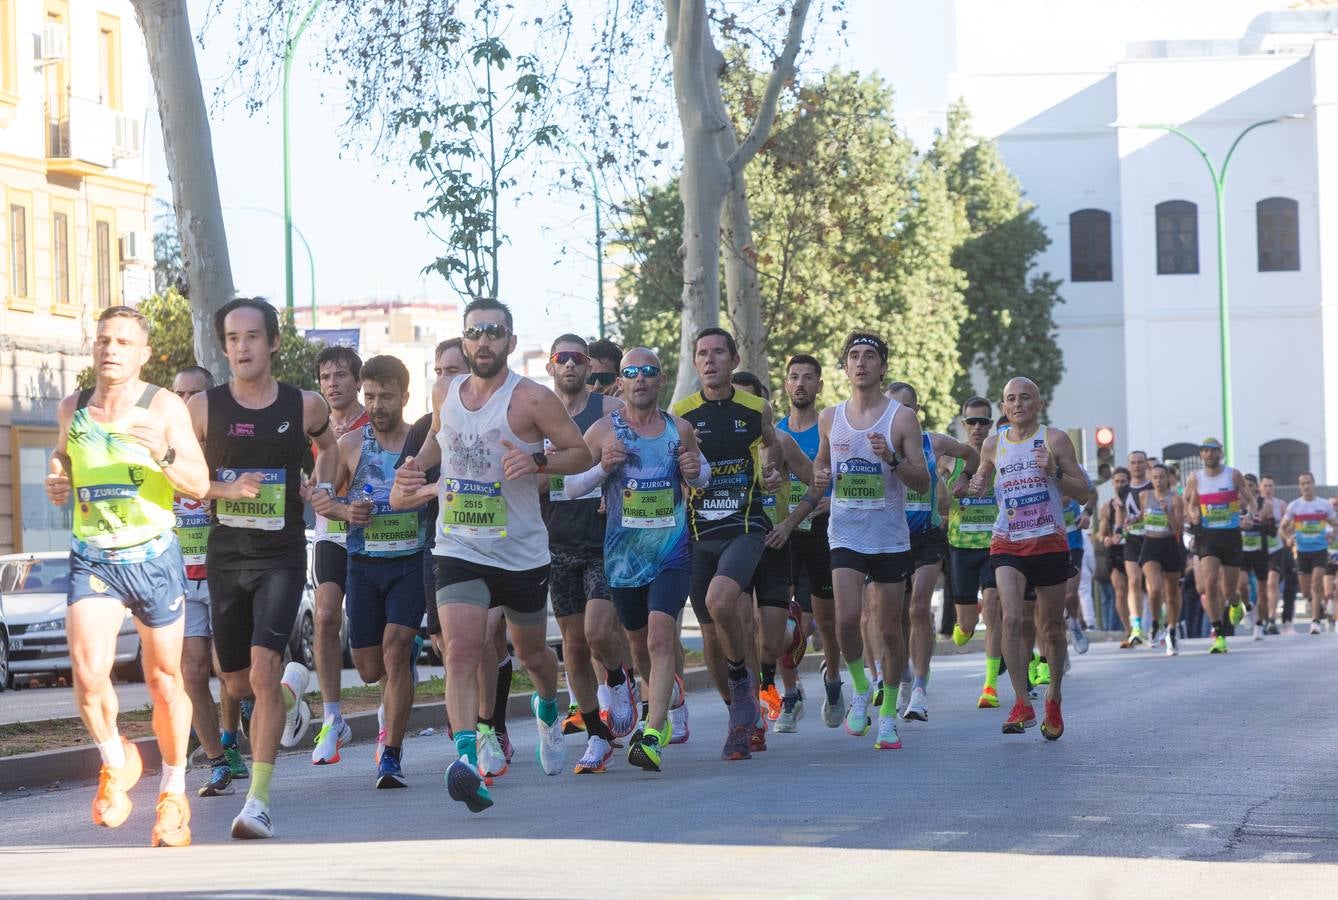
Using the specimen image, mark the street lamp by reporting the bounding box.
[283,0,325,313]
[1111,114,1304,465]
[557,131,606,339]
[224,206,317,324]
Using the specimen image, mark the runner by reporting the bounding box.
[541,334,636,774]
[1237,474,1272,641]
[1182,438,1257,654]
[434,338,468,381]
[1122,451,1154,647]
[813,331,928,751]
[1061,498,1092,654]
[560,348,706,771]
[1279,472,1338,635]
[390,298,592,813]
[188,297,340,838]
[422,339,466,663]
[312,355,431,788]
[1259,474,1289,635]
[1137,464,1186,656]
[969,376,1090,740]
[943,397,1004,708]
[309,346,370,766]
[670,328,784,761]
[586,339,623,397]
[45,306,210,847]
[1098,468,1132,641]
[885,382,977,723]
[776,355,842,730]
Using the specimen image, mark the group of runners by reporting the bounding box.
[49,296,1319,847]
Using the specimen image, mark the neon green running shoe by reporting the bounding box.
[1209,635,1229,654]
[951,623,972,647]
[628,727,664,772]
[1228,602,1245,626]
[1034,661,1051,686]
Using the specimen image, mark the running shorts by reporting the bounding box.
[184,578,211,639]
[990,550,1075,589]
[1267,551,1288,576]
[909,527,948,571]
[947,546,995,604]
[689,532,766,625]
[1195,529,1243,568]
[1296,549,1328,576]
[789,528,833,611]
[748,544,791,610]
[612,567,691,632]
[549,545,609,619]
[1123,536,1144,569]
[346,551,428,649]
[208,566,306,672]
[1138,537,1185,573]
[1240,550,1269,582]
[68,543,187,630]
[433,556,550,627]
[1108,543,1125,571]
[1069,547,1085,573]
[314,540,349,591]
[830,547,912,584]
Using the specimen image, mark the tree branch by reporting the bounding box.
[727,0,812,173]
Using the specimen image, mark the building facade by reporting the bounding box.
[883,0,1336,483]
[1,0,154,551]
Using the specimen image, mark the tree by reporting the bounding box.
[130,0,235,380]
[930,102,1065,407]
[152,198,187,297]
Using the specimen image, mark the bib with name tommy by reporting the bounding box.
[442,477,507,538]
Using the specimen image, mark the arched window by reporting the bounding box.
[1156,200,1198,275]
[1257,197,1299,272]
[1258,438,1310,486]
[1069,209,1112,282]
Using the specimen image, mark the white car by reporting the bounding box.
[0,552,143,684]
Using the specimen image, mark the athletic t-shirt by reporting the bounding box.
[1286,497,1332,553]
[1063,499,1085,549]
[1195,466,1242,531]
[671,388,769,541]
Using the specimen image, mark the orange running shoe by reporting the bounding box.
[976,686,999,709]
[1041,700,1064,741]
[758,684,783,722]
[92,738,142,828]
[562,704,586,735]
[150,792,192,847]
[1001,701,1036,734]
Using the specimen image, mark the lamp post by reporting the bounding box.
[225,206,317,324]
[558,132,606,339]
[1114,115,1303,465]
[283,0,325,313]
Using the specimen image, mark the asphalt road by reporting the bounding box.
[3,631,1338,898]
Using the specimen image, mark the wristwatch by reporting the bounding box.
[531,451,548,473]
[155,445,176,468]
[886,449,902,471]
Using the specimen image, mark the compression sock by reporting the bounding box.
[1132,616,1143,634]
[605,665,626,687]
[534,695,560,727]
[220,730,238,749]
[247,763,273,804]
[846,658,870,694]
[453,730,478,767]
[880,682,899,718]
[984,656,1001,689]
[1212,620,1224,637]
[582,708,614,742]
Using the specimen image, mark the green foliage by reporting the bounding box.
[76,289,321,391]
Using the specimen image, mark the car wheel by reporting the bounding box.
[296,611,316,671]
[0,630,10,692]
[113,647,144,683]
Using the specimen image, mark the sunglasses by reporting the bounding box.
[463,323,510,341]
[963,416,992,426]
[587,371,616,386]
[550,351,589,366]
[621,364,662,380]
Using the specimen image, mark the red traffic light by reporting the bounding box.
[1095,426,1115,448]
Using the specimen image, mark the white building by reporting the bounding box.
[882,0,1337,483]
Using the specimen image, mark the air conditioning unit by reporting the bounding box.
[119,231,149,264]
[113,114,142,158]
[38,23,67,61]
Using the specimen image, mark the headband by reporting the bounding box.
[846,335,888,363]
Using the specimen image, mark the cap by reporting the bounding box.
[1200,437,1222,450]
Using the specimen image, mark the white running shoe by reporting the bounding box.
[1070,619,1090,654]
[311,717,352,765]
[1310,620,1322,635]
[596,683,612,714]
[1167,631,1179,656]
[279,663,311,748]
[230,797,274,839]
[1253,623,1264,641]
[902,686,928,722]
[574,734,613,774]
[607,674,637,738]
[374,704,387,767]
[477,726,507,778]
[668,694,689,745]
[845,688,872,736]
[873,715,902,750]
[532,696,567,776]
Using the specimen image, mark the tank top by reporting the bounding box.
[541,392,606,550]
[1142,491,1174,538]
[1124,481,1152,538]
[347,425,429,558]
[174,496,211,580]
[1195,466,1241,531]
[68,386,175,563]
[990,426,1067,556]
[313,409,368,547]
[1266,496,1287,554]
[1286,496,1331,553]
[946,456,997,550]
[435,371,548,570]
[777,416,828,534]
[204,381,309,570]
[671,388,769,540]
[905,432,938,535]
[603,410,690,587]
[827,398,909,555]
[1063,499,1085,549]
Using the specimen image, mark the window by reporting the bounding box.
[0,0,18,104]
[1155,200,1198,275]
[1069,209,1112,282]
[97,14,122,110]
[44,2,69,157]
[1259,439,1310,487]
[96,220,112,308]
[9,201,27,298]
[11,426,70,552]
[1257,197,1299,272]
[49,197,76,309]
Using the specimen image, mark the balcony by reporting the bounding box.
[45,95,139,177]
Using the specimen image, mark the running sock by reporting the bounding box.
[1132,616,1143,634]
[605,665,627,688]
[879,683,899,718]
[874,661,884,682]
[248,762,274,804]
[383,745,401,762]
[984,657,1001,689]
[160,763,186,795]
[1212,619,1224,637]
[493,658,513,733]
[535,695,560,727]
[281,684,297,713]
[727,658,748,682]
[760,662,777,690]
[96,734,126,768]
[846,658,870,694]
[912,674,927,691]
[1038,655,1047,664]
[322,702,341,723]
[220,730,238,749]
[454,730,478,767]
[582,708,614,742]
[1151,619,1161,635]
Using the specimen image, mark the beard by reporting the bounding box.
[789,394,813,410]
[468,351,508,379]
[558,373,586,396]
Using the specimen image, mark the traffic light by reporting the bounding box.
[1095,426,1116,480]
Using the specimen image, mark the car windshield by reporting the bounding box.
[0,558,71,595]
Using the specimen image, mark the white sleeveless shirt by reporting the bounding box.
[434,371,549,570]
[827,398,909,554]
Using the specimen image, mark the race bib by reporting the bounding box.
[956,496,997,533]
[621,477,675,529]
[1003,489,1059,542]
[363,502,422,553]
[75,482,140,538]
[216,468,286,531]
[1242,530,1262,553]
[549,474,599,503]
[762,493,782,526]
[1198,491,1240,530]
[1143,510,1170,536]
[833,458,884,510]
[905,487,932,514]
[695,470,748,521]
[174,507,211,579]
[442,477,507,538]
[787,476,812,532]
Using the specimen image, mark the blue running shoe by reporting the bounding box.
[376,752,407,789]
[446,759,493,813]
[197,760,234,797]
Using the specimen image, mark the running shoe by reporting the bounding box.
[1034,660,1051,686]
[151,792,192,847]
[373,704,386,767]
[91,738,142,828]
[628,728,664,772]
[781,600,808,669]
[445,758,493,813]
[977,686,999,709]
[721,723,752,761]
[758,683,783,722]
[311,717,352,765]
[562,703,586,735]
[230,797,274,839]
[223,743,249,780]
[821,673,846,729]
[1001,701,1037,734]
[377,752,408,789]
[239,698,253,737]
[477,724,508,778]
[279,662,312,748]
[873,716,902,750]
[1266,621,1280,635]
[1167,630,1179,656]
[1209,634,1229,653]
[198,760,234,797]
[607,672,638,737]
[727,674,758,729]
[1253,623,1264,641]
[951,623,973,647]
[775,692,801,733]
[1070,619,1090,654]
[1119,630,1142,649]
[1228,602,1245,626]
[1309,620,1322,635]
[1041,700,1064,740]
[871,679,884,710]
[575,735,613,774]
[500,729,515,763]
[845,688,872,737]
[532,695,567,776]
[749,714,768,753]
[902,686,928,722]
[668,674,689,744]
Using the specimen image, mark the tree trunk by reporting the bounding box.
[130,0,234,381]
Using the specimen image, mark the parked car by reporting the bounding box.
[0,573,11,690]
[297,531,352,670]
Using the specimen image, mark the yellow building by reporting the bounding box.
[1,0,154,552]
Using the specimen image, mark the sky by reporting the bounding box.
[144,1,933,341]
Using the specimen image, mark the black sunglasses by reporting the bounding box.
[586,371,616,386]
[550,351,589,366]
[463,323,510,341]
[963,416,992,426]
[621,364,661,379]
